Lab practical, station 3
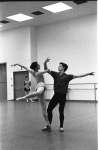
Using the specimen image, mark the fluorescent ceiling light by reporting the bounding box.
[6,13,33,22]
[42,2,72,13]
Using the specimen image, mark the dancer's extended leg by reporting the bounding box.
[16,87,44,101]
[16,86,51,131]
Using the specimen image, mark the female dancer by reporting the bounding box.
[12,62,51,131]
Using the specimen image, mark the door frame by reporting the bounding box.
[13,71,29,100]
[0,62,7,100]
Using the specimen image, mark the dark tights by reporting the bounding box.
[47,92,66,128]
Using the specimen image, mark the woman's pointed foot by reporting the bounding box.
[16,96,26,101]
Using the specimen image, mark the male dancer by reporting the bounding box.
[43,57,94,132]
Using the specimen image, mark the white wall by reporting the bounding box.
[0,26,35,100]
[0,14,97,101]
[37,14,97,101]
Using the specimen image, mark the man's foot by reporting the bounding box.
[59,127,64,132]
[16,96,26,101]
[41,124,51,132]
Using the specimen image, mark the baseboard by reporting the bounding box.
[7,99,98,103]
[7,99,14,101]
[66,100,97,103]
[7,99,39,101]
[45,99,97,103]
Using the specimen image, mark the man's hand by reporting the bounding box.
[88,72,95,76]
[11,64,17,67]
[13,64,17,66]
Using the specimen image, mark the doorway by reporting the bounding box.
[13,71,29,100]
[0,63,7,101]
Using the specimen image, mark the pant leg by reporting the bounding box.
[47,93,59,124]
[58,93,66,128]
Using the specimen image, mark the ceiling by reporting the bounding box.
[0,1,97,32]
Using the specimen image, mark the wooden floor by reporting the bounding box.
[0,100,98,150]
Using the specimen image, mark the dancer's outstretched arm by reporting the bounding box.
[43,57,51,74]
[73,72,95,79]
[36,69,50,76]
[12,64,34,75]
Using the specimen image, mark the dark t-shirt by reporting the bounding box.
[50,71,74,93]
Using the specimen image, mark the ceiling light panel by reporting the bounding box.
[6,13,33,22]
[42,2,72,13]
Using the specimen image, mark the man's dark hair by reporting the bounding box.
[60,62,68,72]
[30,62,38,70]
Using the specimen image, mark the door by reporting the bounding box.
[0,63,7,101]
[13,71,29,100]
